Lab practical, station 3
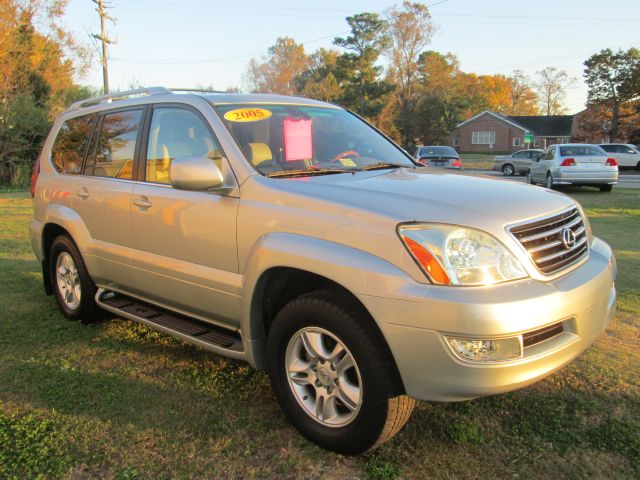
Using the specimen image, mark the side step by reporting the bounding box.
[95,289,245,359]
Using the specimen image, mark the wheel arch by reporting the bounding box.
[241,233,411,394]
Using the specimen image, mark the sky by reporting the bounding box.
[64,0,640,114]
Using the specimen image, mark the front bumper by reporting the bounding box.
[358,238,616,402]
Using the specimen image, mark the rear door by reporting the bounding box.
[73,107,145,290]
[511,151,528,172]
[615,145,638,168]
[128,104,241,327]
[532,147,553,181]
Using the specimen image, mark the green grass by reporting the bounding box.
[1,189,639,479]
[460,153,496,170]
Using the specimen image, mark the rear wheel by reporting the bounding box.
[502,163,515,176]
[546,174,555,190]
[267,289,415,455]
[636,160,640,171]
[599,184,613,192]
[49,235,101,323]
[527,170,535,185]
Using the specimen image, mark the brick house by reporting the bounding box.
[450,111,573,153]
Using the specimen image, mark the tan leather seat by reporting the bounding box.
[247,143,273,167]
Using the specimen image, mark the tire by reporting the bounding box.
[527,170,535,185]
[266,289,415,455]
[546,173,555,190]
[49,235,101,323]
[502,163,515,176]
[636,161,640,171]
[599,184,613,192]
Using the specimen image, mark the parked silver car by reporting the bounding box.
[493,149,544,176]
[527,144,619,192]
[599,143,640,170]
[414,145,462,169]
[30,88,616,454]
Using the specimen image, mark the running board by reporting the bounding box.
[95,289,245,360]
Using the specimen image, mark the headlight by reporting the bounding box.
[575,202,593,244]
[398,224,528,286]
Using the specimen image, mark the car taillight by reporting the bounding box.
[419,158,429,166]
[451,158,462,168]
[30,157,40,197]
[605,157,618,167]
[560,157,576,167]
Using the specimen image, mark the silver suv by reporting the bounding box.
[30,88,616,454]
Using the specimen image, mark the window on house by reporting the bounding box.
[453,137,460,146]
[561,137,569,144]
[471,131,496,145]
[533,138,540,147]
[512,137,521,147]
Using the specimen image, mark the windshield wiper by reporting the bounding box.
[360,162,408,171]
[266,167,356,178]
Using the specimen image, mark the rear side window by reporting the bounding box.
[90,109,143,180]
[51,114,96,174]
[600,145,617,153]
[559,146,604,157]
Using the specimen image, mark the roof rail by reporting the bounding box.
[67,86,172,111]
[170,88,226,94]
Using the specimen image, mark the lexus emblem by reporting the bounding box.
[561,227,576,249]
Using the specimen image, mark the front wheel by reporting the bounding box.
[502,163,515,176]
[267,290,415,455]
[527,170,535,185]
[546,174,555,190]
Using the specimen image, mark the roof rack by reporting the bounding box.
[67,86,172,111]
[66,87,231,112]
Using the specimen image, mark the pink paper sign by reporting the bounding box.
[284,117,313,161]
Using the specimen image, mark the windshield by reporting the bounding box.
[213,104,415,176]
[419,146,458,157]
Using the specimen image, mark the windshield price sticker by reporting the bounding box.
[224,108,272,123]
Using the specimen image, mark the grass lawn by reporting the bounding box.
[460,153,496,171]
[1,189,638,479]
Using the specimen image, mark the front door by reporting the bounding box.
[128,105,241,327]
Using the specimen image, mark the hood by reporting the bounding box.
[262,168,575,231]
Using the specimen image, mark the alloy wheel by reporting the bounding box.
[285,327,363,428]
[55,251,81,310]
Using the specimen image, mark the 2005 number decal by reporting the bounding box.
[223,108,272,123]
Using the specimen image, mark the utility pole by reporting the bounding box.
[91,0,114,94]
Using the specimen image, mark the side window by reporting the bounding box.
[51,114,96,174]
[514,151,526,158]
[92,109,143,179]
[542,148,554,160]
[145,107,222,184]
[600,145,616,153]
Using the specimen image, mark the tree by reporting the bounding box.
[508,70,538,115]
[583,48,640,141]
[385,1,435,145]
[535,67,575,115]
[295,48,342,102]
[333,12,391,117]
[0,0,88,185]
[244,37,308,95]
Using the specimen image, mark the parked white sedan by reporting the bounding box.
[527,144,618,192]
[599,144,640,170]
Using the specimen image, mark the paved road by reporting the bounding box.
[467,170,640,189]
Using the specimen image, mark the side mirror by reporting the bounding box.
[170,156,225,191]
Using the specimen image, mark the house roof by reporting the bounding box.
[506,115,574,137]
[456,110,529,132]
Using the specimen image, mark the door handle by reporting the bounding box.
[133,196,152,209]
[76,188,90,199]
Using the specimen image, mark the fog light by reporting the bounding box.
[445,335,523,363]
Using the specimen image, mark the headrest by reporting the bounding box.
[248,143,273,166]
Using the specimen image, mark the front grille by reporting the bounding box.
[510,207,589,275]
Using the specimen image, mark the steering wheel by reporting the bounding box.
[332,150,360,163]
